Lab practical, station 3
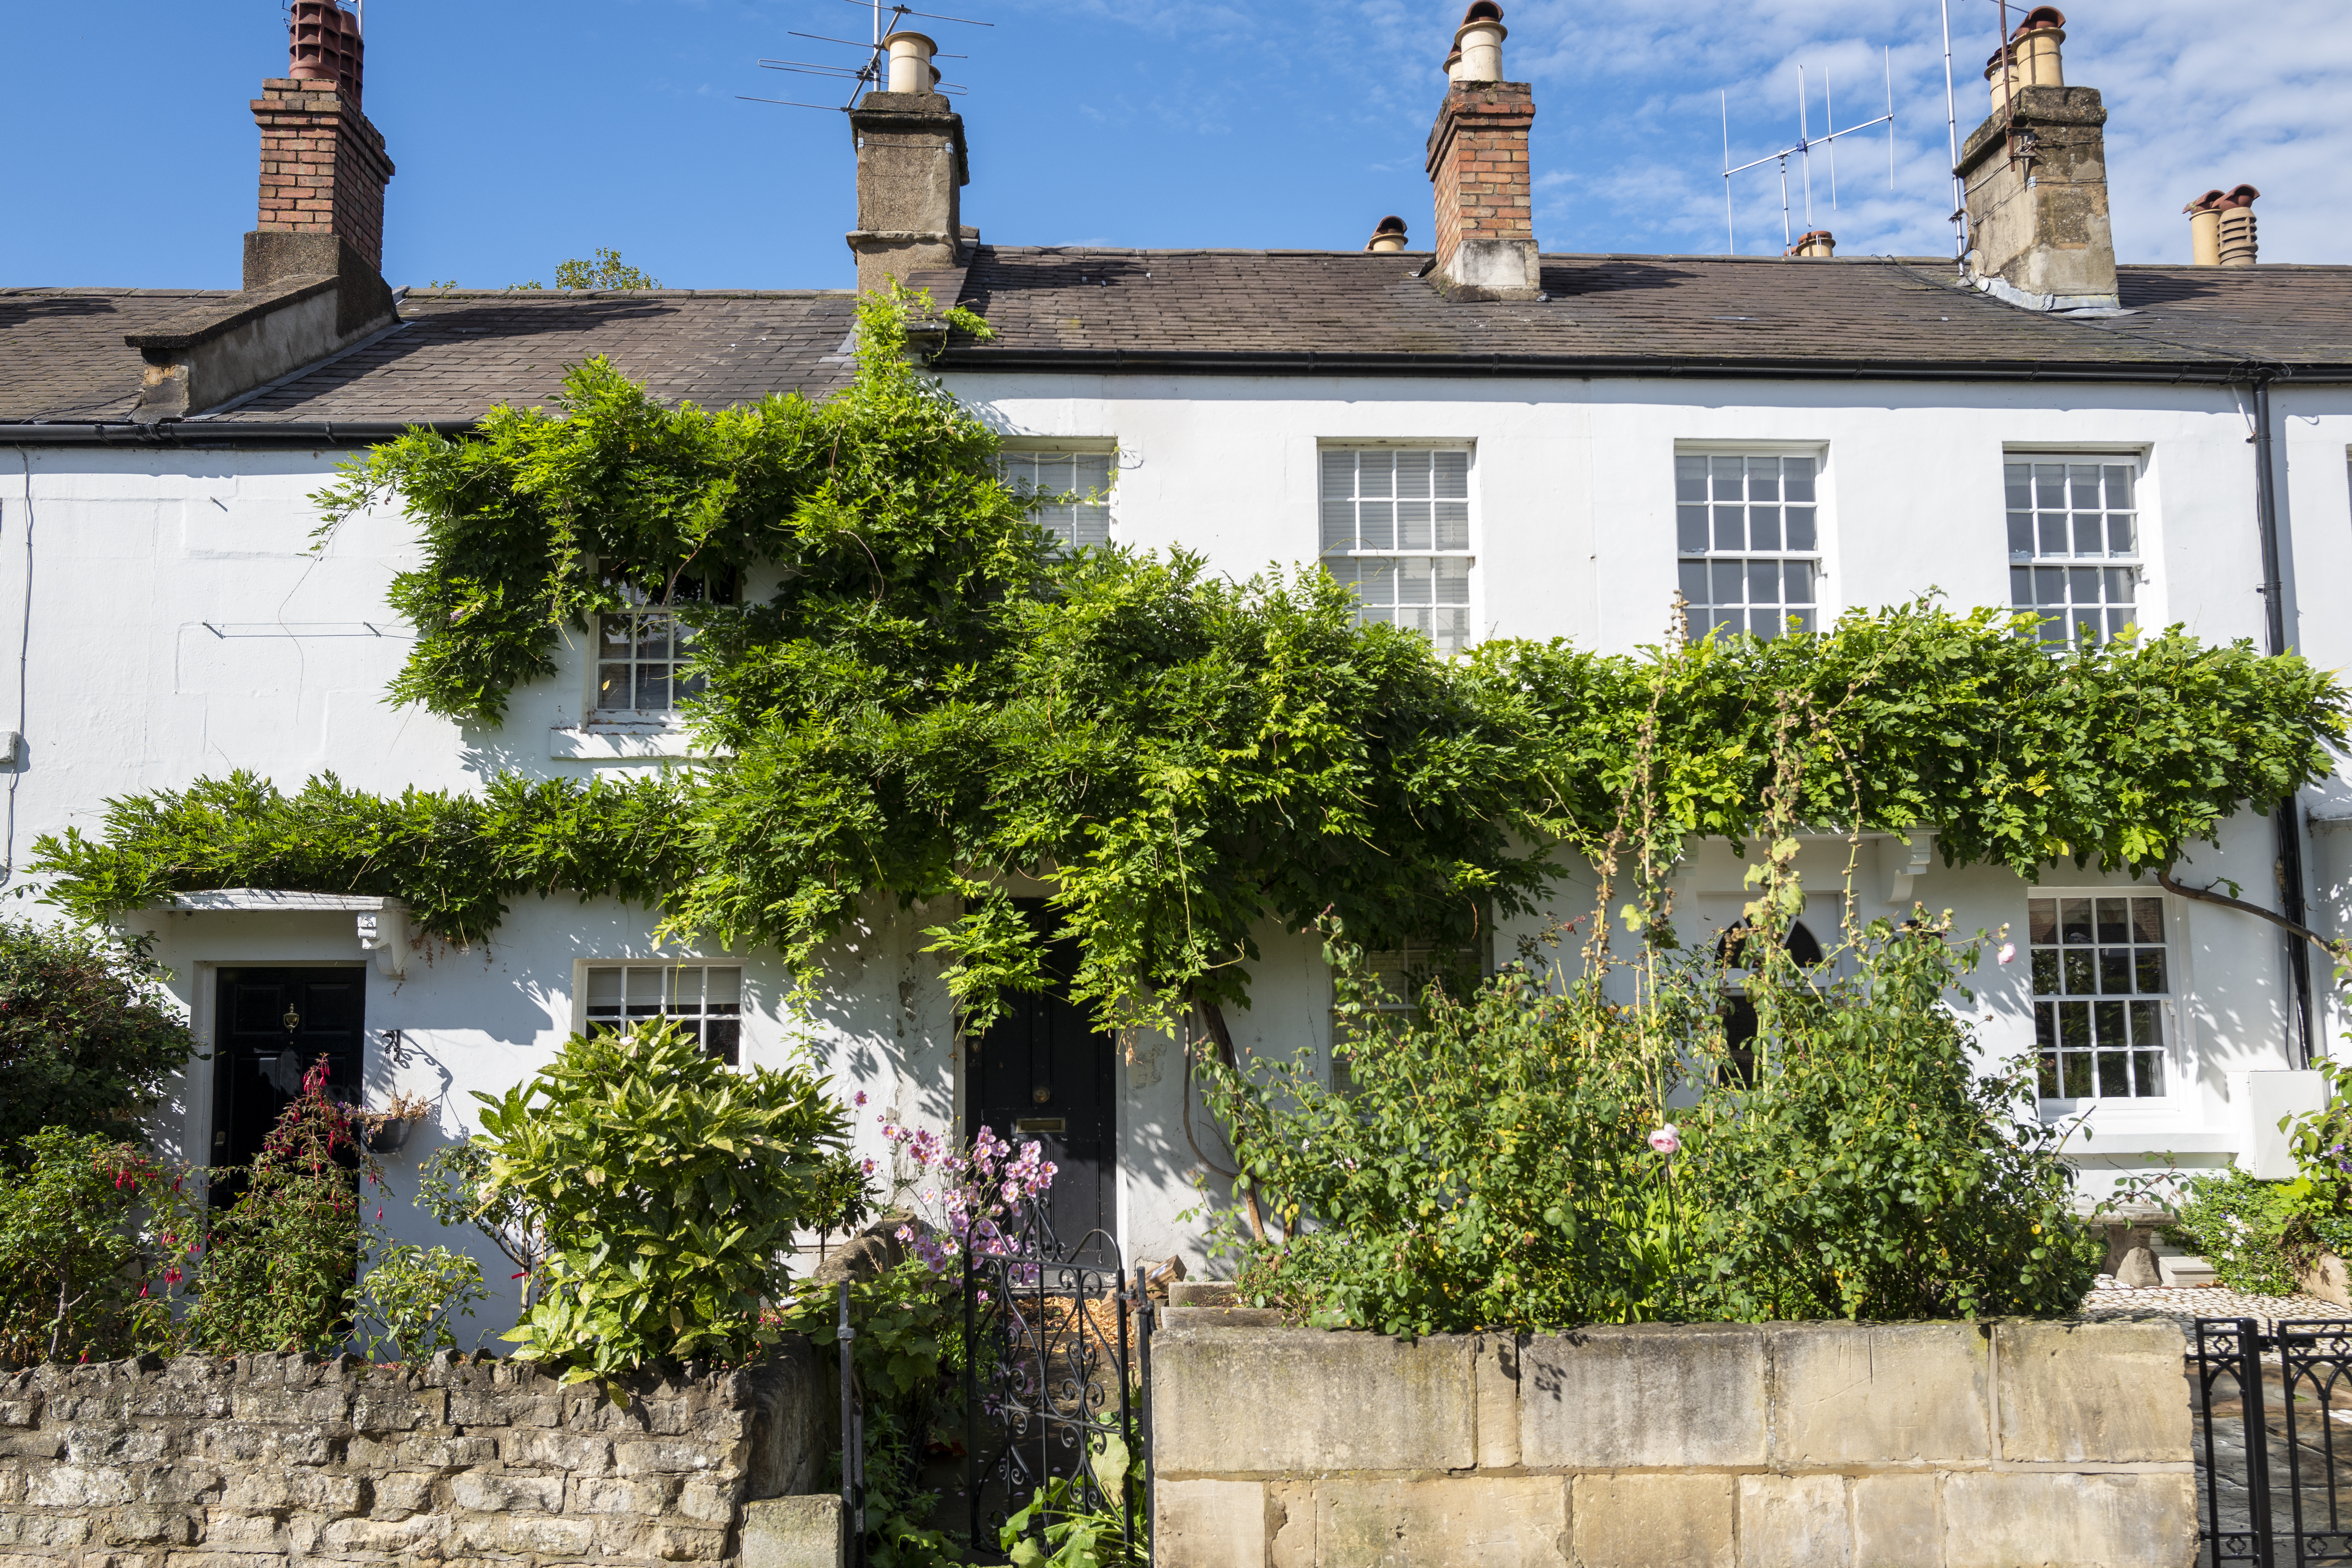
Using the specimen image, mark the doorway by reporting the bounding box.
[969,904,1118,1257]
[209,967,367,1196]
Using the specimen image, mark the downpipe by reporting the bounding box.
[2252,370,2317,1065]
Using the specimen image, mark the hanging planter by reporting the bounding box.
[359,1091,434,1154]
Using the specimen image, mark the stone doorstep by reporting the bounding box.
[1165,1281,1240,1307]
[2158,1254,2220,1288]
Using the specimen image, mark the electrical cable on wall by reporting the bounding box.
[4,455,31,887]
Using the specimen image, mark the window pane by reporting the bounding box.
[2036,1003,2056,1050]
[2095,898,2129,942]
[2130,999,2164,1049]
[2131,897,2164,943]
[1784,606,1815,634]
[2062,1051,2091,1096]
[1394,449,1432,498]
[1746,457,1780,501]
[2105,568,2135,605]
[2097,1052,2131,1096]
[2073,512,2102,556]
[2011,566,2033,606]
[598,666,630,709]
[2095,999,2127,1047]
[600,615,633,658]
[2038,1053,2059,1096]
[1321,498,1356,552]
[1358,450,1394,498]
[2069,465,2102,510]
[2009,513,2034,555]
[2060,1003,2091,1049]
[1359,500,1394,551]
[1396,501,1431,551]
[2032,949,2060,996]
[1785,506,1816,551]
[2135,949,2168,994]
[635,669,670,711]
[1711,456,1744,498]
[1396,556,1434,605]
[2103,465,2134,509]
[2063,951,2094,993]
[1432,556,1471,605]
[1783,457,1816,503]
[626,967,664,1006]
[1783,561,1814,604]
[1678,506,1709,552]
[1713,506,1745,550]
[587,967,624,1007]
[1354,558,1397,606]
[1749,561,1781,604]
[2107,514,2136,556]
[635,617,671,660]
[2005,463,2032,510]
[2061,899,2092,943]
[2038,513,2068,554]
[1711,561,1745,605]
[1321,449,1355,497]
[2133,1051,2164,1096]
[1750,506,1782,550]
[1434,502,1470,551]
[2099,949,2132,994]
[1433,450,1469,499]
[2028,899,2056,944]
[1675,455,1708,503]
[1679,561,1708,606]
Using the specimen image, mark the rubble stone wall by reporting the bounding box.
[0,1342,828,1567]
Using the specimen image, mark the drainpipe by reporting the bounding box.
[2252,369,2317,1065]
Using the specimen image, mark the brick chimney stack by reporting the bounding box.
[1424,2,1541,301]
[123,0,398,420]
[248,0,396,323]
[1957,7,2119,311]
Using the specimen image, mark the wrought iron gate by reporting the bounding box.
[962,1202,1153,1564]
[2196,1316,2352,1566]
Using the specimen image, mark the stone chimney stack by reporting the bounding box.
[846,30,971,294]
[1956,7,2119,311]
[123,0,397,421]
[1424,2,1539,301]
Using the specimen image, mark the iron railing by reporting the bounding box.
[2195,1316,2352,1567]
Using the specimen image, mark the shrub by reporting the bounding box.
[2164,1165,2312,1295]
[417,1136,546,1305]
[1203,910,2104,1334]
[0,1129,187,1365]
[356,1241,488,1362]
[0,922,197,1157]
[477,1021,865,1386]
[184,1058,376,1355]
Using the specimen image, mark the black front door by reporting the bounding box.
[971,905,1118,1257]
[209,967,367,1194]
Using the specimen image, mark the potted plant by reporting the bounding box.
[360,1091,435,1154]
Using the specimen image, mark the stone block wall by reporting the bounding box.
[1152,1316,2197,1568]
[0,1343,829,1566]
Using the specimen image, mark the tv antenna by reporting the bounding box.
[1720,50,1895,255]
[738,0,991,114]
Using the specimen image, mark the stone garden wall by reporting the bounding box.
[0,1344,833,1566]
[1151,1312,2197,1568]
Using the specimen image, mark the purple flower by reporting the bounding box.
[853,1090,868,1107]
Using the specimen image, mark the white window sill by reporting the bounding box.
[549,722,722,762]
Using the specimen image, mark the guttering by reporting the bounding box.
[928,347,2352,385]
[0,418,479,447]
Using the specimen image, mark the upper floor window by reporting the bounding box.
[1320,446,1474,656]
[584,962,744,1065]
[596,572,735,717]
[2031,894,2170,1100]
[1001,451,1112,552]
[2006,457,2139,646]
[1676,454,1818,641]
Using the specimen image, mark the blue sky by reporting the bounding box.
[8,0,2348,290]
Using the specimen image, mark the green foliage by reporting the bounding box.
[475,1022,864,1386]
[417,1137,546,1303]
[356,1241,488,1363]
[0,1130,185,1365]
[0,921,199,1156]
[185,1060,377,1355]
[1001,1472,1142,1568]
[776,1259,969,1568]
[554,249,661,290]
[2164,1166,2314,1296]
[1207,907,2103,1334]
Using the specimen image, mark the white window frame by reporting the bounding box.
[2002,450,2145,648]
[587,571,736,722]
[2026,889,2183,1109]
[572,959,748,1067]
[1318,441,1478,656]
[998,437,1116,553]
[1673,445,1826,643]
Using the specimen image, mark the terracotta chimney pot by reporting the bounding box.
[1367,216,1410,253]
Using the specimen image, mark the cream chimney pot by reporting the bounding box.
[885,30,937,94]
[1455,18,1504,80]
[1793,230,1835,258]
[2184,190,2225,265]
[1367,216,1410,252]
[1443,49,1464,82]
[1986,7,2066,114]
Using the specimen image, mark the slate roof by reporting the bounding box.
[7,252,2352,433]
[0,288,859,426]
[924,249,2352,379]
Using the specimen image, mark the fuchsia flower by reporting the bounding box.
[1648,1125,1682,1156]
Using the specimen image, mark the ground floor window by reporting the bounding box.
[2031,894,2171,1099]
[584,964,743,1065]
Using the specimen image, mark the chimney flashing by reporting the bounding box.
[1957,83,2117,311]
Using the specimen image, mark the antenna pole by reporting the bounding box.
[1797,68,1813,227]
[1780,155,1792,251]
[1886,46,1896,191]
[1722,91,1735,254]
[1827,71,1838,212]
[1940,0,1964,261]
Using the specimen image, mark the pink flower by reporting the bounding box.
[1997,942,2017,965]
[853,1090,868,1107]
[1648,1125,1681,1156]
